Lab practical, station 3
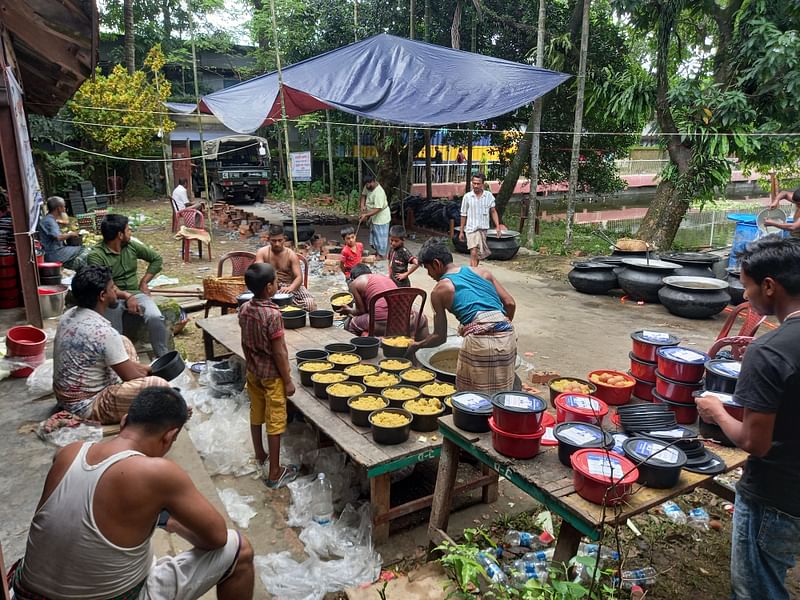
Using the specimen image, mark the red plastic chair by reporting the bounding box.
[299,254,309,287]
[708,335,755,361]
[716,302,765,339]
[176,208,211,263]
[204,251,256,317]
[367,287,426,338]
[170,197,180,233]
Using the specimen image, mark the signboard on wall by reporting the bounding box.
[289,151,312,182]
[5,67,42,232]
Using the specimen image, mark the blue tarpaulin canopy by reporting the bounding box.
[194,33,571,133]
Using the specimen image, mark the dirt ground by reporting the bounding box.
[106,197,800,599]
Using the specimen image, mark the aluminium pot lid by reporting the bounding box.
[661,276,729,291]
[486,229,521,238]
[621,258,680,270]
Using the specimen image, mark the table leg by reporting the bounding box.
[428,438,460,543]
[552,521,583,566]
[202,330,215,361]
[481,463,499,504]
[370,473,391,543]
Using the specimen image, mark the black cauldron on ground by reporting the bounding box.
[658,276,731,319]
[568,262,618,294]
[725,269,746,305]
[660,252,720,278]
[282,219,314,242]
[617,258,680,303]
[452,227,521,260]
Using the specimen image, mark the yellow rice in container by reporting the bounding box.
[299,361,334,373]
[349,396,387,410]
[280,305,303,313]
[327,383,365,397]
[379,359,412,371]
[371,411,411,427]
[311,372,348,384]
[363,372,400,388]
[382,336,413,347]
[331,293,353,306]
[328,353,360,365]
[344,364,379,377]
[421,382,457,397]
[401,368,436,383]
[382,386,421,401]
[404,397,443,414]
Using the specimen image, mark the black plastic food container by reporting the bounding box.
[450,392,493,433]
[326,382,365,412]
[348,395,388,427]
[325,342,357,354]
[350,336,380,359]
[311,371,348,400]
[282,309,307,329]
[369,408,413,444]
[704,359,740,394]
[150,350,185,381]
[295,349,328,363]
[622,437,688,488]
[309,310,334,328]
[297,360,333,387]
[403,399,446,432]
[554,422,614,467]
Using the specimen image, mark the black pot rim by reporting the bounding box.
[553,421,614,449]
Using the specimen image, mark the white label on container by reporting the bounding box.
[565,395,599,410]
[642,330,670,341]
[560,425,602,446]
[504,396,532,409]
[699,391,735,404]
[586,454,625,480]
[633,440,680,464]
[717,362,741,376]
[671,349,705,362]
[648,428,685,438]
[457,394,490,410]
[542,427,556,443]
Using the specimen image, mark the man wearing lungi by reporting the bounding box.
[358,175,391,259]
[458,173,502,267]
[409,239,516,394]
[255,224,317,311]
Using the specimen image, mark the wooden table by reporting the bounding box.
[196,314,497,541]
[428,415,747,562]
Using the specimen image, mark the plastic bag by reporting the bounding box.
[287,474,318,528]
[218,488,258,528]
[298,503,373,559]
[187,397,256,477]
[280,422,317,467]
[27,359,54,399]
[306,446,359,510]
[205,358,245,396]
[39,423,103,447]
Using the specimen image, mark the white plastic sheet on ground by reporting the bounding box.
[39,423,103,447]
[27,359,54,399]
[255,504,381,600]
[186,390,256,477]
[217,488,258,528]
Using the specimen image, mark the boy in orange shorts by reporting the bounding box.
[239,262,298,488]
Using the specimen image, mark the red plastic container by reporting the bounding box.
[0,295,21,309]
[570,448,639,506]
[0,255,16,267]
[661,397,698,424]
[628,352,657,383]
[6,325,47,356]
[628,372,656,402]
[630,330,680,362]
[0,276,18,290]
[656,347,708,383]
[0,266,17,279]
[655,371,704,404]
[491,391,547,435]
[554,393,609,425]
[10,351,44,378]
[35,253,44,265]
[587,370,635,406]
[488,417,544,459]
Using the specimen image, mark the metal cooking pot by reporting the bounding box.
[658,276,730,319]
[616,258,680,303]
[568,262,618,295]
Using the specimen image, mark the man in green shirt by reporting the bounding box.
[358,175,391,259]
[87,214,170,357]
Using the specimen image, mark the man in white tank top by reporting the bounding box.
[11,387,254,600]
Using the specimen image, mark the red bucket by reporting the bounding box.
[587,370,635,406]
[6,325,47,356]
[488,417,544,459]
[10,351,45,378]
[655,371,704,404]
[570,448,639,506]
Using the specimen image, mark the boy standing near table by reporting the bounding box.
[388,225,418,287]
[340,225,363,281]
[239,262,298,489]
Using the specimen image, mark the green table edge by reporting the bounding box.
[439,425,601,541]
[367,446,442,478]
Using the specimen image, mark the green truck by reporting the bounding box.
[203,135,271,204]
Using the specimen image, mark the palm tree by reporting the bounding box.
[124,0,135,74]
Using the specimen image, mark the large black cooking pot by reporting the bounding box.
[658,276,730,319]
[617,258,680,303]
[452,227,521,260]
[567,262,618,294]
[660,252,720,278]
[725,269,746,305]
[282,219,314,242]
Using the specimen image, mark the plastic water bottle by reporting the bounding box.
[509,559,548,586]
[662,501,688,524]
[523,548,555,563]
[311,473,334,525]
[503,529,554,549]
[578,542,620,562]
[476,551,509,585]
[688,507,710,530]
[619,567,657,589]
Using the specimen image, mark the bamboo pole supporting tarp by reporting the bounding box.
[187,0,210,225]
[269,0,298,245]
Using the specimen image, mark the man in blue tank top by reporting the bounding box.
[409,239,517,394]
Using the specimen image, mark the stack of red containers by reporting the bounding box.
[653,346,710,424]
[0,254,21,309]
[628,330,679,402]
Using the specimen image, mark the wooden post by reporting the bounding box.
[427,437,460,543]
[370,473,391,543]
[552,521,583,566]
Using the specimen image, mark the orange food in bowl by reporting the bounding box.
[590,372,634,388]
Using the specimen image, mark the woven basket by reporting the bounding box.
[203,276,247,304]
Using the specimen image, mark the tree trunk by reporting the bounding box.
[564,0,591,248]
[464,14,477,193]
[495,116,535,219]
[124,0,135,74]
[405,0,416,196]
[161,0,172,52]
[525,0,547,245]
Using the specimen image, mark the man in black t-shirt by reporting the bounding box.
[697,236,800,600]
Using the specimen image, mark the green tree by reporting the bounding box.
[69,46,175,155]
[603,0,800,249]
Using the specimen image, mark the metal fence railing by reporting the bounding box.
[614,158,670,176]
[412,161,508,184]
